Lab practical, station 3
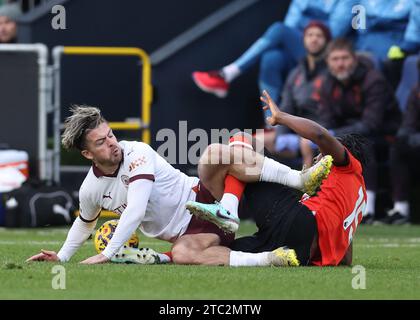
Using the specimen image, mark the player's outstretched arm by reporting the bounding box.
[26,215,99,263]
[261,90,347,165]
[26,249,59,262]
[80,179,153,265]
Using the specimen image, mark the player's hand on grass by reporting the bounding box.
[26,249,59,262]
[260,90,284,126]
[80,253,109,265]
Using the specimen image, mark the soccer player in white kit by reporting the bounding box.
[27,105,330,267]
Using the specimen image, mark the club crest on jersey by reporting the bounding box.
[129,156,147,172]
[121,175,130,186]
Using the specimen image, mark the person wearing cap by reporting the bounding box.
[0,2,21,43]
[255,21,331,161]
[191,0,355,124]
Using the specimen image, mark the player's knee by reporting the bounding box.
[265,21,286,36]
[200,143,229,166]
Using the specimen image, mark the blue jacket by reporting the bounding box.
[355,0,419,58]
[284,0,356,37]
[401,0,420,53]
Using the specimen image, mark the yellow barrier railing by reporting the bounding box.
[62,46,152,144]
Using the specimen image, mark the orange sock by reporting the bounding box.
[219,134,252,215]
[224,175,245,200]
[225,134,252,200]
[220,175,245,217]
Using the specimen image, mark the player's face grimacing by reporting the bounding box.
[83,122,122,166]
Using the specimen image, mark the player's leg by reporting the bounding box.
[198,135,332,196]
[230,182,316,266]
[187,133,331,232]
[187,133,255,232]
[172,233,298,267]
[172,233,230,265]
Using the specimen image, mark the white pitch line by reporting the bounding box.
[365,237,420,243]
[358,243,420,248]
[2,241,419,248]
[0,240,162,246]
[0,240,71,245]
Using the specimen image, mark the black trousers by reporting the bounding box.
[233,182,317,266]
[389,140,420,201]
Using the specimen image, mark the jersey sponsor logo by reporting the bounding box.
[129,156,147,172]
[102,192,112,200]
[121,175,130,186]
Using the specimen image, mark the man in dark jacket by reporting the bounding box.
[312,38,401,223]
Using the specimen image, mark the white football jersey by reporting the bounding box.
[78,140,199,241]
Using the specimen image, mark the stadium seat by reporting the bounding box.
[396,54,419,112]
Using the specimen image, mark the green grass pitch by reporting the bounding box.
[1,221,420,299]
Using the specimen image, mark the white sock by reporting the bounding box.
[222,63,241,82]
[220,193,239,217]
[157,253,172,264]
[260,157,302,189]
[229,251,270,267]
[394,201,409,217]
[365,190,376,216]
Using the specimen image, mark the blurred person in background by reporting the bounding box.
[354,0,419,63]
[380,58,420,224]
[357,0,420,89]
[192,0,355,125]
[0,1,21,43]
[301,38,401,224]
[256,21,331,163]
